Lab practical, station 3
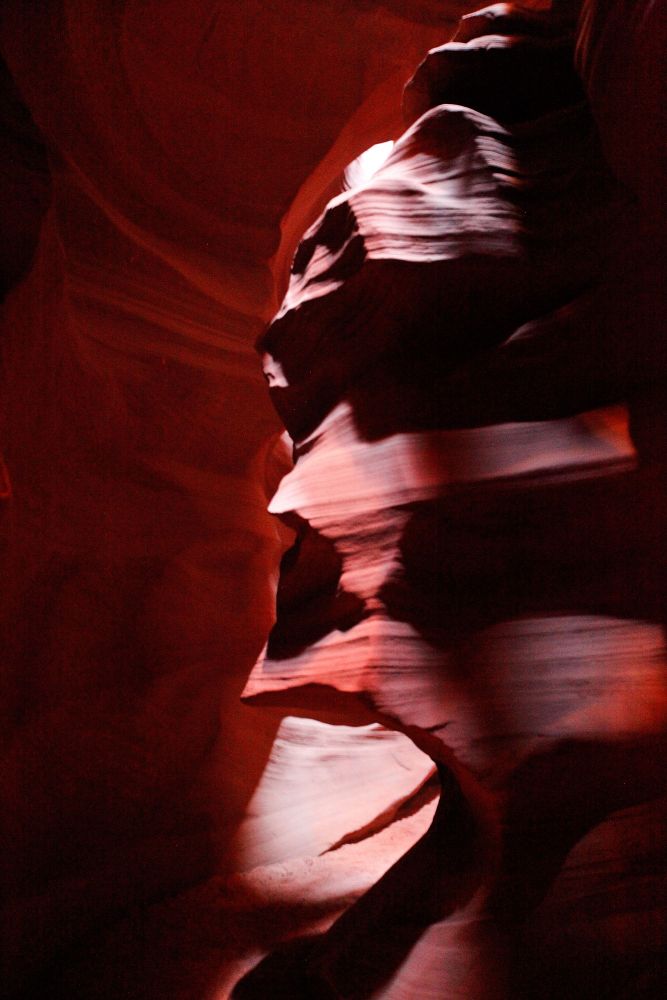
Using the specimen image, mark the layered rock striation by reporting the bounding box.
[1,1,666,998]
[237,2,667,996]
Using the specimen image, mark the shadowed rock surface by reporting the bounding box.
[239,1,667,996]
[1,2,666,998]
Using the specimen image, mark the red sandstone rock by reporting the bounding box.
[237,2,667,996]
[0,2,447,995]
[1,2,666,998]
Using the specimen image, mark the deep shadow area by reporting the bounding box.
[382,463,667,641]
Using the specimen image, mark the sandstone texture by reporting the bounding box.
[1,2,666,999]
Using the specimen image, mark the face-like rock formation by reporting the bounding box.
[237,1,667,996]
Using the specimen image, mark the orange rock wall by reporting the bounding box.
[0,2,452,993]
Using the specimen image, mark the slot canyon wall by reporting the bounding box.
[1,2,666,998]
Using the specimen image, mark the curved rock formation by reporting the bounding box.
[1,2,666,998]
[236,2,667,996]
[0,3,449,997]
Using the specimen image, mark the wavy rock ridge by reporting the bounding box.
[236,2,667,996]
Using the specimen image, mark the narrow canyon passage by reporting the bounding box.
[1,3,666,998]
